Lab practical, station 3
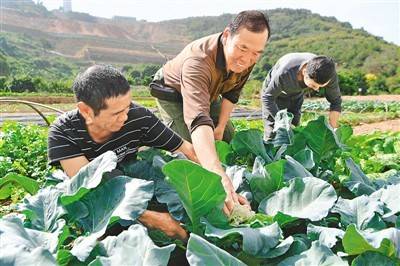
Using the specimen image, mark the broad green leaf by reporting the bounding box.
[332,196,385,230]
[204,220,282,258]
[336,124,353,144]
[301,116,342,164]
[249,160,286,203]
[64,176,153,236]
[263,236,294,259]
[0,246,57,266]
[216,140,234,165]
[307,224,344,248]
[283,156,313,181]
[60,151,118,205]
[259,177,337,221]
[371,184,400,218]
[0,217,58,265]
[352,251,400,266]
[273,212,299,228]
[343,224,400,257]
[121,156,185,221]
[231,129,272,163]
[88,224,175,266]
[344,158,376,196]
[186,233,246,266]
[162,160,226,234]
[278,241,347,266]
[226,165,247,191]
[271,110,294,147]
[18,186,66,232]
[0,172,39,199]
[293,146,315,170]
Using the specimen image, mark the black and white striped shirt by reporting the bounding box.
[48,103,183,165]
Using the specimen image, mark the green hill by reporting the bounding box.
[0,2,398,93]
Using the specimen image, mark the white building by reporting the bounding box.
[63,0,72,13]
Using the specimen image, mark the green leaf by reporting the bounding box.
[216,140,233,165]
[249,160,286,203]
[271,110,294,147]
[301,116,342,164]
[293,146,315,170]
[186,233,246,266]
[64,176,153,237]
[259,177,337,221]
[278,241,347,266]
[332,196,385,230]
[344,158,376,196]
[0,217,58,265]
[88,224,175,266]
[371,184,400,218]
[307,224,344,248]
[60,151,118,205]
[342,224,399,257]
[0,172,39,199]
[204,220,282,258]
[283,156,313,181]
[336,124,353,144]
[352,251,400,266]
[162,160,226,234]
[231,129,272,163]
[18,186,66,232]
[121,156,186,221]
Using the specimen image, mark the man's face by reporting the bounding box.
[92,91,132,133]
[303,74,330,92]
[223,27,269,73]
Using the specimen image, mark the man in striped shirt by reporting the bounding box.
[48,65,197,241]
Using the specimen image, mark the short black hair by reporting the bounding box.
[306,56,336,84]
[228,10,271,39]
[72,65,130,115]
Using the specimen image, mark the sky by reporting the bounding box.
[39,0,400,45]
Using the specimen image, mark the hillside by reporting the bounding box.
[0,1,399,90]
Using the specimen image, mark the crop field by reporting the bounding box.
[0,111,399,265]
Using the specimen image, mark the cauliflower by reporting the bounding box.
[229,204,255,226]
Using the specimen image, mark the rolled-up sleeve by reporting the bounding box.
[261,71,284,119]
[325,75,342,112]
[180,57,214,133]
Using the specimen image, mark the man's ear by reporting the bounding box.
[222,28,230,44]
[77,102,94,124]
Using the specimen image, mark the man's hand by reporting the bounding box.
[214,125,225,140]
[221,176,250,215]
[138,210,188,242]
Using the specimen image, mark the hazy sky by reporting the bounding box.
[40,0,400,45]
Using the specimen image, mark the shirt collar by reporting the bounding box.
[216,33,227,71]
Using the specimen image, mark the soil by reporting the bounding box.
[353,119,400,135]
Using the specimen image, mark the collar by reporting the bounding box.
[216,33,227,71]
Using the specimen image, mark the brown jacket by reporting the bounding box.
[160,33,253,133]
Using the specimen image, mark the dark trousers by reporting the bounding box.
[262,91,304,140]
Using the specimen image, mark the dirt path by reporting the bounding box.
[307,95,400,102]
[353,119,400,135]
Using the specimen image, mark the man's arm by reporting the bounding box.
[214,98,235,140]
[325,75,342,129]
[60,156,90,178]
[138,210,187,241]
[191,125,249,214]
[174,140,199,163]
[329,111,340,129]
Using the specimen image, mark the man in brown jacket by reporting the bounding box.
[150,10,270,214]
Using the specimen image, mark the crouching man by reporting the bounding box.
[47,65,197,241]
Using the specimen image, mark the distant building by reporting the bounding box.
[63,0,72,13]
